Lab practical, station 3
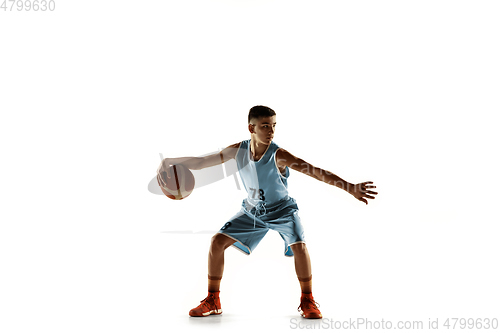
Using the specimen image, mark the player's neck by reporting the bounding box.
[250,137,269,159]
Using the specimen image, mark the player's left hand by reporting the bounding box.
[350,181,377,204]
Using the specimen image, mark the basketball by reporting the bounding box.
[159,164,195,200]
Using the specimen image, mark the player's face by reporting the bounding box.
[253,116,276,144]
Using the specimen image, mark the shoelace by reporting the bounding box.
[199,294,219,312]
[298,297,320,312]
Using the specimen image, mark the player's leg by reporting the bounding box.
[268,205,311,292]
[291,242,321,319]
[267,205,314,294]
[189,208,267,317]
[208,233,235,292]
[189,233,234,317]
[290,242,312,293]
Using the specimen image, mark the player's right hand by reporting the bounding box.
[157,158,171,188]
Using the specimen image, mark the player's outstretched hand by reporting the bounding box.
[157,158,172,188]
[350,181,377,205]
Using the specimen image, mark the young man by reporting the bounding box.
[157,106,377,319]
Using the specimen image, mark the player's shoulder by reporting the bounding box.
[275,146,303,164]
[227,141,242,151]
[221,141,243,160]
[275,145,287,158]
[229,141,242,149]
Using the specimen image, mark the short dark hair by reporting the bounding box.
[248,105,276,124]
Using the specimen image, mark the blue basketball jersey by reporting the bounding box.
[235,139,290,207]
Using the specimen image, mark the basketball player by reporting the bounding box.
[157,106,377,319]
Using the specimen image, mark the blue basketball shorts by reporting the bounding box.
[218,195,305,257]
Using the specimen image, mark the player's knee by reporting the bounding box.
[210,233,231,252]
[291,242,307,255]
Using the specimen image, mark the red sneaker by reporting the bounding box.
[298,293,322,319]
[189,292,223,317]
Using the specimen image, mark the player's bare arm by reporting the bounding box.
[276,148,378,204]
[196,142,240,170]
[157,143,240,188]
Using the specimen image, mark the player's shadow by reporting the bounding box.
[161,230,217,234]
[188,315,223,326]
[187,313,263,326]
[188,313,305,327]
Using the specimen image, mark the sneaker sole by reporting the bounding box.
[299,310,322,319]
[190,309,223,317]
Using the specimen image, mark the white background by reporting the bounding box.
[1,0,499,332]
